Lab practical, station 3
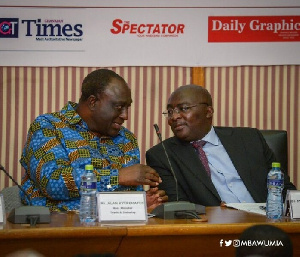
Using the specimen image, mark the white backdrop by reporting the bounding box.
[0,1,299,67]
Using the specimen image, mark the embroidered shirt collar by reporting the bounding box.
[61,101,83,125]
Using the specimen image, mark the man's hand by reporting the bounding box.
[146,187,168,210]
[220,201,227,207]
[118,164,162,187]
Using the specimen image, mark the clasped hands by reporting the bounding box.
[119,164,168,209]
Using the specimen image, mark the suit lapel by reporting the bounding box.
[214,127,253,189]
[168,137,220,200]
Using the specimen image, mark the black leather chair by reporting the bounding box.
[260,130,288,172]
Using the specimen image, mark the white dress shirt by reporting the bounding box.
[200,127,255,203]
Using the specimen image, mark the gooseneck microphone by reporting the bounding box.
[0,164,50,225]
[151,124,205,219]
[153,124,179,201]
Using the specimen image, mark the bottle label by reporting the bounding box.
[81,181,97,190]
[268,179,283,187]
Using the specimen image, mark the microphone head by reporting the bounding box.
[153,124,159,133]
[153,124,162,142]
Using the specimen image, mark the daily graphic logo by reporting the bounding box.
[208,15,300,42]
[0,18,19,38]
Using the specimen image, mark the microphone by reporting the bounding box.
[0,164,50,225]
[151,124,205,219]
[153,124,179,202]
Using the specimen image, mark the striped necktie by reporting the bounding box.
[192,140,211,177]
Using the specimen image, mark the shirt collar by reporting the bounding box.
[200,126,219,146]
[60,101,83,125]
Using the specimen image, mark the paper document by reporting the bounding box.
[225,203,266,216]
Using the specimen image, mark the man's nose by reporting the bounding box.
[119,107,129,120]
[170,110,181,119]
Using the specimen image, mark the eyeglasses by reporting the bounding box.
[162,103,208,118]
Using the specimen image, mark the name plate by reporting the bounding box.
[288,190,300,219]
[0,194,5,224]
[97,191,148,224]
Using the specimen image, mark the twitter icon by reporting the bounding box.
[225,240,232,247]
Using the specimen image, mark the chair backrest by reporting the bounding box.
[260,130,288,172]
[0,185,23,213]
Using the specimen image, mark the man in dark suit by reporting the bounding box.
[146,85,296,206]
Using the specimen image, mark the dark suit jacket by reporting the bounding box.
[146,127,296,206]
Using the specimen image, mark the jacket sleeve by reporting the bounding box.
[146,145,189,202]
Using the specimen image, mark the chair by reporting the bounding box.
[0,185,23,213]
[260,130,288,172]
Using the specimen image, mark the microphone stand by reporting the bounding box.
[151,124,205,219]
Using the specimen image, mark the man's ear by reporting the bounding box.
[87,95,98,110]
[206,106,214,118]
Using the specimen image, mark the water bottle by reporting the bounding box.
[266,162,284,220]
[79,164,97,223]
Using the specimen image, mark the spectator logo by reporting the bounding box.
[110,18,185,38]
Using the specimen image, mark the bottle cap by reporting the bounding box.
[272,162,281,168]
[85,164,94,170]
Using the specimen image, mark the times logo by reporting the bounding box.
[0,18,19,38]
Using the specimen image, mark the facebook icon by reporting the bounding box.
[0,18,19,38]
[220,239,224,247]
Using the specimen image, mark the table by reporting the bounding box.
[1,207,300,257]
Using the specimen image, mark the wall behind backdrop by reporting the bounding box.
[0,65,299,190]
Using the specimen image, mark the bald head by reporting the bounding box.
[169,85,212,107]
[166,84,214,142]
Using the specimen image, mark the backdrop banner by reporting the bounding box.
[0,5,299,66]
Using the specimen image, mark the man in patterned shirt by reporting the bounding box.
[20,69,166,212]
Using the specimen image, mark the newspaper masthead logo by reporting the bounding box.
[0,18,19,38]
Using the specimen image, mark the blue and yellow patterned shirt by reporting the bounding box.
[20,102,141,212]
